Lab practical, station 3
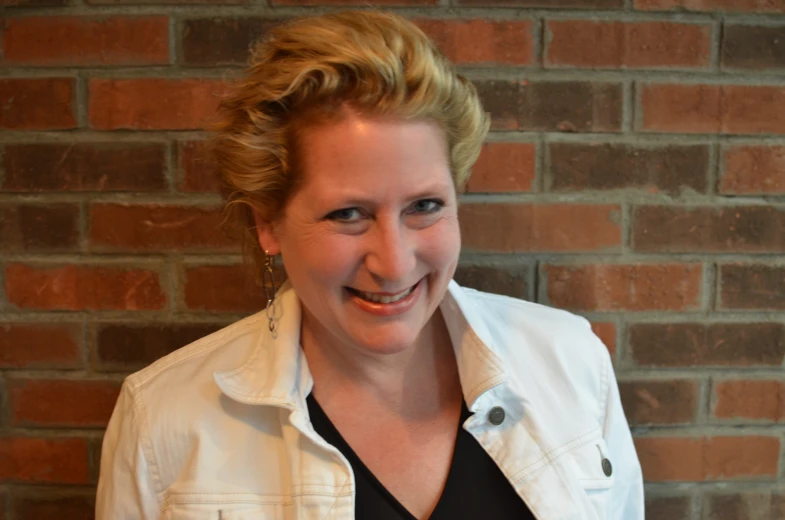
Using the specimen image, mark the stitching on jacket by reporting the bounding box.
[127,383,166,511]
[510,426,601,483]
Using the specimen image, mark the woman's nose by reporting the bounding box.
[364,222,416,283]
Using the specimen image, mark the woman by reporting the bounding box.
[97,10,643,520]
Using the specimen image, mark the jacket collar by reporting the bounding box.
[214,280,514,411]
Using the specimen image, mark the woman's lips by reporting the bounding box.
[346,280,422,316]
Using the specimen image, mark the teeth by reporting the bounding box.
[356,286,414,304]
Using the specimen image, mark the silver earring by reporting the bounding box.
[262,250,278,332]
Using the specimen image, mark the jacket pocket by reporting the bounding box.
[567,438,615,519]
[162,495,284,520]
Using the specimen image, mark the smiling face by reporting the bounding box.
[257,112,460,356]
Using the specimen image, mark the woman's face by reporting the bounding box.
[261,113,460,356]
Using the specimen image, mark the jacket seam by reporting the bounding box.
[127,381,166,511]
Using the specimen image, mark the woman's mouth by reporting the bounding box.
[347,284,416,304]
[345,280,422,316]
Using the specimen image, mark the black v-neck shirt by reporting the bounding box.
[306,394,537,520]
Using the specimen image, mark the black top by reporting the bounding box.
[306,394,537,520]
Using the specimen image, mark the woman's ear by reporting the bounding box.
[251,207,281,256]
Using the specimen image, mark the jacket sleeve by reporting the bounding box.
[96,381,161,520]
[601,351,645,520]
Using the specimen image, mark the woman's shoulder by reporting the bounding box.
[122,311,267,399]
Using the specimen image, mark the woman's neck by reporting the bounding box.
[300,309,462,420]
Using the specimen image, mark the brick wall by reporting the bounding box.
[1,1,784,519]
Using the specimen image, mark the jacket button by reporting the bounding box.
[602,458,613,477]
[488,406,505,425]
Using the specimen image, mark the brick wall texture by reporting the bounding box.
[1,0,785,518]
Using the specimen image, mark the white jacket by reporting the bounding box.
[97,280,644,520]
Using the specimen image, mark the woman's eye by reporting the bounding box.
[409,199,443,214]
[326,207,364,222]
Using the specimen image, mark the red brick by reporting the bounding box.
[634,206,785,253]
[89,204,233,251]
[720,264,785,310]
[704,491,785,520]
[635,436,779,481]
[0,324,81,369]
[0,78,75,130]
[646,495,691,520]
[3,143,166,192]
[272,0,436,4]
[3,16,168,66]
[630,323,785,367]
[89,0,242,4]
[178,141,222,192]
[720,146,785,194]
[474,80,622,132]
[460,204,620,253]
[545,263,702,311]
[9,379,120,427]
[181,18,281,67]
[636,0,785,12]
[0,437,89,484]
[547,20,710,69]
[460,0,622,6]
[549,143,708,194]
[619,379,698,425]
[714,380,785,421]
[640,83,785,134]
[416,19,534,66]
[5,264,166,311]
[14,493,94,520]
[96,322,225,370]
[590,322,616,356]
[454,262,530,300]
[185,265,267,312]
[466,143,535,193]
[0,204,79,252]
[89,78,226,130]
[722,25,785,70]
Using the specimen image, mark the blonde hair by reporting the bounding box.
[210,10,490,268]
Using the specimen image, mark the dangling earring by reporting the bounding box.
[262,250,278,332]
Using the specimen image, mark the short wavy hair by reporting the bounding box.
[210,10,490,269]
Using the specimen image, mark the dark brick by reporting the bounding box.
[619,379,698,425]
[182,18,281,66]
[633,206,785,252]
[96,323,226,370]
[474,80,521,131]
[721,264,785,310]
[722,25,785,70]
[14,493,94,520]
[3,143,166,192]
[549,143,708,193]
[453,262,529,299]
[645,495,691,520]
[522,81,622,133]
[0,204,79,252]
[705,491,785,520]
[1,0,68,5]
[458,0,621,6]
[630,323,785,367]
[0,78,76,130]
[178,141,222,192]
[184,265,272,312]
